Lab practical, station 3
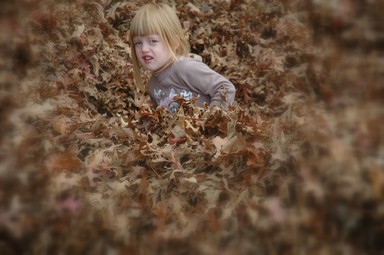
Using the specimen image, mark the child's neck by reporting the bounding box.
[153,58,175,76]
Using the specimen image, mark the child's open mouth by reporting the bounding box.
[143,56,153,63]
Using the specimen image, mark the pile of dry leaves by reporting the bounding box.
[0,0,383,254]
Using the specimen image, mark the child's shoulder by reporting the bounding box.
[176,55,204,68]
[187,53,203,62]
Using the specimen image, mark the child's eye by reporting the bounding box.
[150,40,158,44]
[134,41,142,46]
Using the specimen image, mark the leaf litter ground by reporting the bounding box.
[0,0,383,254]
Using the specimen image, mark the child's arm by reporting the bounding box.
[176,59,236,108]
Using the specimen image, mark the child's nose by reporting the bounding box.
[141,42,149,52]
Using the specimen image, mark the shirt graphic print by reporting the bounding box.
[153,88,194,113]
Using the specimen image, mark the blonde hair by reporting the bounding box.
[129,3,190,91]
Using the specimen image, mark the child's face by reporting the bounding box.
[133,34,173,72]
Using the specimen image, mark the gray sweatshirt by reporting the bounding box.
[147,57,236,111]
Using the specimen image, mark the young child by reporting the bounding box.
[129,3,236,112]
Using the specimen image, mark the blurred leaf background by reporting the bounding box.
[0,0,383,254]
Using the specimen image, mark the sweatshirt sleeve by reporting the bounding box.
[175,59,236,108]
